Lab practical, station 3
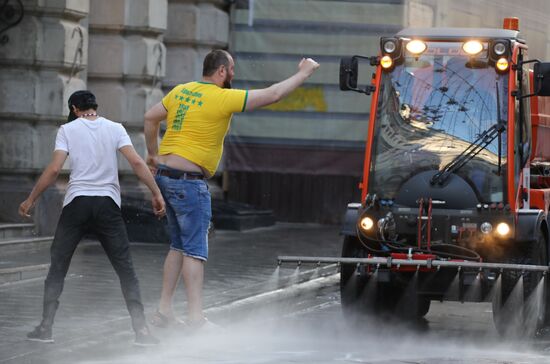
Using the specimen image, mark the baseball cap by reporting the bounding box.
[67,90,98,122]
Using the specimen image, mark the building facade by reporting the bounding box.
[1,0,549,233]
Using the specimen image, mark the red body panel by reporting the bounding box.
[390,253,437,272]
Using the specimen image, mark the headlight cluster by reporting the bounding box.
[479,221,511,237]
[490,40,510,72]
[359,214,511,239]
[379,37,510,73]
[380,37,400,70]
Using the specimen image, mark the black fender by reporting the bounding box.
[516,210,546,242]
[516,209,549,262]
[341,203,361,236]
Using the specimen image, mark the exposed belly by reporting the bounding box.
[157,154,210,177]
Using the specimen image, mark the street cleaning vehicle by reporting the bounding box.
[278,18,550,336]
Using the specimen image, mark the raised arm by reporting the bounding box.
[19,150,68,217]
[245,58,320,111]
[144,102,168,171]
[119,145,166,217]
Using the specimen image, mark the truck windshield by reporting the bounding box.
[369,42,509,203]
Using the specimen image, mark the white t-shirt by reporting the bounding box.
[54,117,132,207]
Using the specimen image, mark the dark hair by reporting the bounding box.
[67,90,98,122]
[202,49,231,77]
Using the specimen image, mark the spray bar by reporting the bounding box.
[277,256,550,273]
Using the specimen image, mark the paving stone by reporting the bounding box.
[0,223,342,362]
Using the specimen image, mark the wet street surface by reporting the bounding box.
[2,223,550,363]
[14,277,550,364]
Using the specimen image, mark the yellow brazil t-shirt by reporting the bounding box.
[159,82,248,176]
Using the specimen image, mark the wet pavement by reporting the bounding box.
[0,223,342,363]
[3,222,550,363]
[11,277,550,364]
[75,285,550,364]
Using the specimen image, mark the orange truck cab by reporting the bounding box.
[338,18,550,336]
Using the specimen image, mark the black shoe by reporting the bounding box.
[26,325,54,343]
[134,326,159,347]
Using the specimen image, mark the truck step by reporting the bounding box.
[0,223,36,239]
[0,263,50,286]
[0,236,54,256]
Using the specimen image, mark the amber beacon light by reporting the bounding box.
[503,17,519,31]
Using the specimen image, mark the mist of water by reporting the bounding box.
[358,268,378,309]
[308,266,320,280]
[395,270,419,316]
[498,275,525,338]
[265,266,281,291]
[76,298,550,364]
[287,266,301,286]
[523,275,545,338]
[464,273,482,302]
[444,271,460,301]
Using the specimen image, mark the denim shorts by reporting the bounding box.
[155,171,211,261]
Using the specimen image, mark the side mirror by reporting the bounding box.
[534,62,550,96]
[339,57,358,91]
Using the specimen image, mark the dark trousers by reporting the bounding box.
[41,196,146,333]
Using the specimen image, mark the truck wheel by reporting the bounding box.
[392,280,431,319]
[417,297,431,318]
[339,235,370,313]
[340,235,394,316]
[492,230,548,337]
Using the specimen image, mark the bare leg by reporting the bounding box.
[158,250,183,316]
[181,255,204,322]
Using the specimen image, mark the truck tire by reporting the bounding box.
[340,235,393,316]
[340,235,370,313]
[492,230,548,337]
[393,280,431,319]
[417,297,431,318]
[339,235,429,319]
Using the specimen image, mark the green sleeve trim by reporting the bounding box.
[241,90,248,112]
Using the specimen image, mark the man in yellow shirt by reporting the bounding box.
[144,49,319,327]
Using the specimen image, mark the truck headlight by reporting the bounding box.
[380,55,393,69]
[496,58,509,72]
[462,40,483,55]
[383,39,397,54]
[493,42,506,55]
[406,40,427,55]
[480,222,493,234]
[359,216,374,231]
[380,37,401,56]
[496,222,510,236]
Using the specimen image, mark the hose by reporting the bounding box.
[355,223,481,261]
[354,197,482,261]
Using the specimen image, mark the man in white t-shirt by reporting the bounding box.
[18,90,165,346]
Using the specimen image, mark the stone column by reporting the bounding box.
[0,0,89,234]
[163,0,229,199]
[87,0,167,241]
[163,0,229,94]
[87,0,166,186]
